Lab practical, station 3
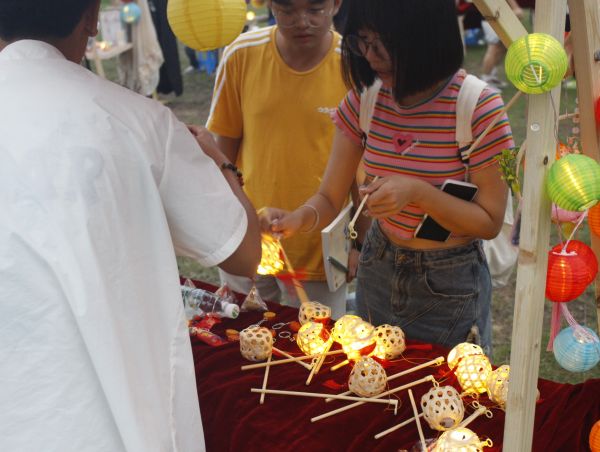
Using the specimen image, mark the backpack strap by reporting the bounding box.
[359,78,383,138]
[456,74,487,180]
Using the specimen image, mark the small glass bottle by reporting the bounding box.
[181,286,240,319]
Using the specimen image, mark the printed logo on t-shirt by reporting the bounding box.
[317,107,337,115]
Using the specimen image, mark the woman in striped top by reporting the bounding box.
[261,0,514,354]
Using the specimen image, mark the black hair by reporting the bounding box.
[0,0,97,41]
[341,0,464,104]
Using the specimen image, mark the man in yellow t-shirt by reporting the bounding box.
[206,0,348,317]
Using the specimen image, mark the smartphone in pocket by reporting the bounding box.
[414,179,479,241]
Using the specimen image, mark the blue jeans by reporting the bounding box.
[356,221,492,355]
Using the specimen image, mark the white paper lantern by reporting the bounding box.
[447,342,485,369]
[371,324,406,360]
[486,365,510,408]
[455,354,492,395]
[348,357,387,397]
[298,301,331,325]
[432,427,492,451]
[420,385,465,431]
[239,326,272,361]
[296,321,331,356]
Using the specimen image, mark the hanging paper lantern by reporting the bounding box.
[546,248,593,302]
[546,154,600,212]
[551,241,598,285]
[167,0,247,51]
[553,326,600,372]
[120,2,141,24]
[257,235,284,275]
[296,321,331,356]
[420,385,465,431]
[371,324,406,360]
[505,33,568,94]
[454,354,492,394]
[590,419,600,452]
[447,342,485,369]
[589,204,600,237]
[298,301,331,325]
[486,365,511,409]
[348,357,387,397]
[239,326,273,361]
[432,427,492,452]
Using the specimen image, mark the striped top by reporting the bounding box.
[333,69,514,241]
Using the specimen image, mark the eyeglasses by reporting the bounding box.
[271,5,334,29]
[346,34,388,59]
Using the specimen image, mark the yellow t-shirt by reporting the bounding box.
[207,26,348,280]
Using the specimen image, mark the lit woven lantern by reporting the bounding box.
[256,235,285,275]
[455,354,492,395]
[486,365,510,409]
[298,301,331,325]
[348,357,387,397]
[332,315,375,361]
[590,419,600,452]
[589,204,600,238]
[239,326,273,361]
[167,0,247,51]
[553,326,600,372]
[551,241,598,285]
[505,33,568,94]
[546,154,600,212]
[447,342,485,369]
[432,427,492,452]
[420,385,465,431]
[546,248,593,302]
[296,321,331,356]
[371,324,406,360]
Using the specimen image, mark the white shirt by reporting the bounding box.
[0,40,247,452]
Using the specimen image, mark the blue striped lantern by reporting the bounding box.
[553,326,600,372]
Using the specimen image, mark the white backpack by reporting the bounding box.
[359,75,517,288]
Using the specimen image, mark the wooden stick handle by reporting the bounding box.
[408,389,427,451]
[272,346,312,371]
[241,349,344,371]
[330,359,350,372]
[259,352,272,404]
[306,341,332,385]
[251,388,399,408]
[374,412,424,440]
[457,405,487,429]
[347,176,379,239]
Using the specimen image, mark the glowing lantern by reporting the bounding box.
[332,315,375,361]
[589,204,600,237]
[505,33,568,94]
[432,427,492,452]
[546,154,600,212]
[371,324,406,360]
[590,420,600,452]
[298,301,331,325]
[296,321,331,356]
[447,342,485,369]
[486,365,510,409]
[546,248,593,302]
[121,2,141,24]
[455,354,492,394]
[348,357,387,397]
[553,326,600,372]
[167,0,247,51]
[551,241,598,285]
[420,385,465,431]
[239,326,273,361]
[256,235,284,275]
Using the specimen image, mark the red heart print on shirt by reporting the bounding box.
[393,132,414,154]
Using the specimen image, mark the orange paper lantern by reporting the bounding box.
[590,419,600,452]
[589,204,600,237]
[546,248,593,302]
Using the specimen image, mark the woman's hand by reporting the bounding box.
[346,248,360,282]
[257,207,305,238]
[359,175,424,219]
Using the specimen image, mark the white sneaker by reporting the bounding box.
[481,74,508,90]
[182,65,196,75]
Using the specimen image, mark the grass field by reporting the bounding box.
[95,9,600,383]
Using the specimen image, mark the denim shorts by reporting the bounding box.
[356,221,492,355]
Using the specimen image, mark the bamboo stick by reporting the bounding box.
[374,413,425,440]
[408,389,427,451]
[259,352,272,404]
[457,405,488,429]
[348,176,379,239]
[306,341,333,385]
[241,349,344,371]
[250,388,399,409]
[272,346,312,371]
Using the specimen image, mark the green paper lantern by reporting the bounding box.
[505,33,568,94]
[546,154,600,211]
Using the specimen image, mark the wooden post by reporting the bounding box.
[473,0,528,45]
[567,0,600,334]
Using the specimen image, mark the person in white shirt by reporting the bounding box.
[0,1,261,451]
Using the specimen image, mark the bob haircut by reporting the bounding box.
[0,0,97,41]
[341,0,464,104]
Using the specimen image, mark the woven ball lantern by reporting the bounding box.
[447,342,485,369]
[420,385,465,431]
[239,326,273,361]
[486,365,510,409]
[455,354,493,395]
[256,235,285,275]
[432,427,492,452]
[332,315,375,361]
[551,241,598,285]
[590,420,600,452]
[546,248,593,302]
[348,357,387,397]
[167,0,247,52]
[589,204,600,238]
[121,2,141,24]
[505,33,568,94]
[371,324,406,360]
[298,301,331,325]
[296,321,331,356]
[553,326,600,372]
[546,154,600,212]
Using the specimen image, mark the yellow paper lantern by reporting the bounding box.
[256,235,285,275]
[167,0,247,51]
[455,354,492,395]
[296,321,331,356]
[447,342,485,369]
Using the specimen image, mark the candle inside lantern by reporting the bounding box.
[432,427,492,451]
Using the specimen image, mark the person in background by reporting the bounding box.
[206,0,350,318]
[0,1,261,450]
[260,0,514,354]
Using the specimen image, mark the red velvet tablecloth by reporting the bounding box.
[189,280,600,452]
